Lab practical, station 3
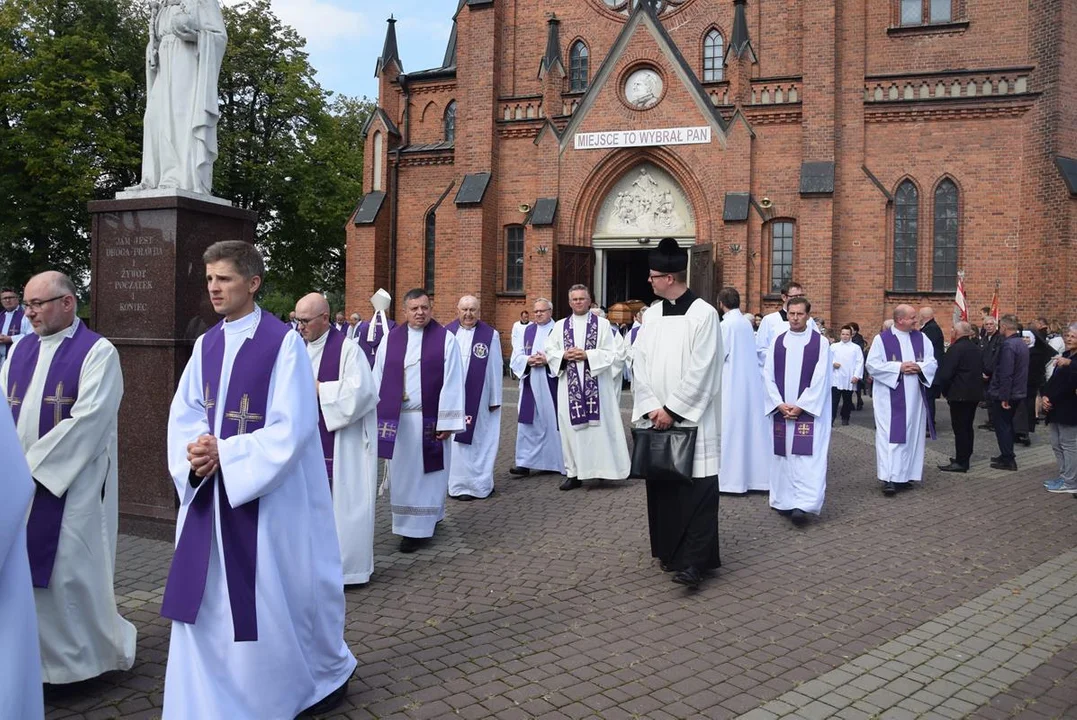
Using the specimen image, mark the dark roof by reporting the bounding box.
[530,198,558,226]
[353,192,386,225]
[454,172,492,205]
[400,140,454,154]
[1057,156,1077,197]
[728,0,756,62]
[723,192,750,222]
[538,17,565,80]
[799,161,835,195]
[359,107,400,140]
[374,17,401,77]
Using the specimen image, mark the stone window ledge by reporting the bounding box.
[887,20,969,37]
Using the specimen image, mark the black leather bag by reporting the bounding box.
[630,426,697,484]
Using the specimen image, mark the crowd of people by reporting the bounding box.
[0,239,1073,718]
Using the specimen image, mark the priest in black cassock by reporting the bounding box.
[630,238,723,589]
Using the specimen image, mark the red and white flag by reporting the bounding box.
[990,286,1000,322]
[953,274,968,323]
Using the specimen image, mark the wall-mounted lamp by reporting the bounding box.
[518,203,532,214]
[729,243,742,255]
[537,245,549,255]
[759,197,773,209]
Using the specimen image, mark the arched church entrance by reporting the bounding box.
[590,162,697,309]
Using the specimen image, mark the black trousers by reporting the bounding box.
[927,387,939,433]
[994,401,1017,462]
[645,475,720,572]
[831,388,853,423]
[949,400,977,467]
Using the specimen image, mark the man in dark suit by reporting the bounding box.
[978,316,1002,430]
[850,322,867,408]
[935,322,983,472]
[988,315,1030,471]
[919,307,946,433]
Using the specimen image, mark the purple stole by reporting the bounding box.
[879,329,936,443]
[445,320,495,445]
[564,313,600,427]
[356,319,394,368]
[316,328,346,484]
[5,322,100,588]
[518,322,559,424]
[772,330,823,457]
[4,307,24,336]
[160,312,289,642]
[629,325,640,345]
[377,321,448,473]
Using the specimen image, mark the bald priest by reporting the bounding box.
[0,271,136,684]
[295,292,380,585]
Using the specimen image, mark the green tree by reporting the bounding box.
[0,0,145,290]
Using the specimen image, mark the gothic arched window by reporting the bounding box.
[443,101,456,143]
[932,179,959,291]
[703,29,724,82]
[570,41,589,93]
[893,180,919,291]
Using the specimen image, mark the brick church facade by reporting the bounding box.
[346,0,1076,341]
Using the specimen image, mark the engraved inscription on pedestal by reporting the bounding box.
[94,217,175,338]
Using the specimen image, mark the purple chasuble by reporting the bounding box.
[376,322,448,473]
[4,307,24,336]
[564,313,601,427]
[6,322,100,588]
[880,329,936,443]
[772,330,823,457]
[445,320,495,445]
[518,322,558,425]
[356,319,394,368]
[160,312,289,642]
[316,327,346,485]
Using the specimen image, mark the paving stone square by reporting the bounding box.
[42,386,1077,718]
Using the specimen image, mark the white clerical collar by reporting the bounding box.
[788,328,808,336]
[893,327,910,336]
[309,328,328,349]
[459,324,476,332]
[224,305,260,335]
[40,317,80,347]
[840,339,852,344]
[408,325,424,334]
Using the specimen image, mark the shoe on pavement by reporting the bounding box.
[559,477,582,491]
[297,679,349,717]
[399,536,422,553]
[882,481,897,496]
[937,463,968,473]
[1044,478,1067,492]
[1047,481,1077,494]
[508,466,531,476]
[990,460,1018,471]
[1043,477,1063,488]
[672,566,702,588]
[790,509,808,527]
[451,493,476,501]
[978,424,995,431]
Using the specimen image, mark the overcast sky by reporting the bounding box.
[226,0,461,101]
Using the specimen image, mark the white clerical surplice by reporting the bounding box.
[866,329,938,485]
[448,326,503,499]
[375,326,465,537]
[307,329,379,585]
[0,397,43,719]
[720,308,771,492]
[164,308,356,719]
[509,320,563,473]
[0,319,136,684]
[763,329,832,514]
[545,314,630,480]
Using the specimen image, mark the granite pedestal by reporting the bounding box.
[89,193,257,537]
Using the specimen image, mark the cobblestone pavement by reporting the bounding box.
[43,383,1077,719]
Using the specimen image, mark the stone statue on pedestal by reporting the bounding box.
[127,0,227,196]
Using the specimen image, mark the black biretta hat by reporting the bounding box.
[649,237,688,273]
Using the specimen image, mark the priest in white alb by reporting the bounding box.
[0,271,136,684]
[162,242,355,718]
[446,295,503,500]
[631,239,723,588]
[545,284,630,490]
[866,304,938,496]
[755,280,817,367]
[0,395,43,719]
[375,288,464,552]
[509,298,564,478]
[763,297,832,526]
[718,286,771,493]
[295,293,379,586]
